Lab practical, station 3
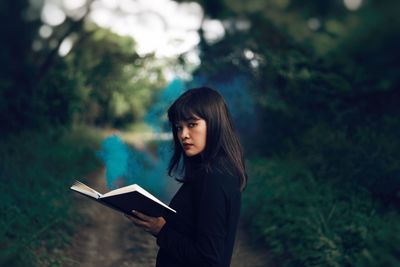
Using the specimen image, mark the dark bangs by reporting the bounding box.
[168,91,208,125]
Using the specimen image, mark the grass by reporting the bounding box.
[242,158,400,267]
[0,126,103,267]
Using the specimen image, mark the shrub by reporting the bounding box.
[243,158,400,267]
[0,126,102,266]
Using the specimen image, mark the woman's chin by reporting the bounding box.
[184,151,199,157]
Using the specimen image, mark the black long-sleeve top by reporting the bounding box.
[156,161,241,267]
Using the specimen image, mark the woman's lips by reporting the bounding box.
[183,144,193,150]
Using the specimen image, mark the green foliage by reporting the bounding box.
[243,159,400,267]
[66,27,167,127]
[297,118,400,199]
[0,0,168,134]
[0,0,40,131]
[0,127,102,267]
[32,59,87,128]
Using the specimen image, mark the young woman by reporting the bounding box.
[126,87,247,267]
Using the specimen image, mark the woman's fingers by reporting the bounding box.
[125,214,148,227]
[132,210,153,222]
[125,212,166,235]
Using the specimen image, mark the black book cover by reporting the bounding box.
[99,191,176,218]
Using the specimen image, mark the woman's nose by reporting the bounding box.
[180,127,189,140]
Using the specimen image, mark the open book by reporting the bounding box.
[70,180,176,218]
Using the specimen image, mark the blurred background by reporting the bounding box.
[1,0,399,266]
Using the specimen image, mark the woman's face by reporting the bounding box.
[175,115,207,157]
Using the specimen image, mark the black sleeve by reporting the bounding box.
[156,173,229,266]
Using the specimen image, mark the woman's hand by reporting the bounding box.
[125,210,166,236]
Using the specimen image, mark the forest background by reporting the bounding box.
[1,0,399,266]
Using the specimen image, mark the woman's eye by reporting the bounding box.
[188,123,197,128]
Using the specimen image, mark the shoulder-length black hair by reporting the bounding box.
[167,86,247,191]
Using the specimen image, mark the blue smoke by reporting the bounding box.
[98,79,185,202]
[97,134,129,189]
[188,74,258,137]
[97,134,175,202]
[144,78,186,132]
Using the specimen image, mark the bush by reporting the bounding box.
[0,126,102,266]
[243,158,400,267]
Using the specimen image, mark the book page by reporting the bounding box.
[102,184,141,197]
[70,180,102,199]
[101,184,176,213]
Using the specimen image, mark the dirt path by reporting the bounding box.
[231,222,275,267]
[66,167,158,267]
[65,166,275,267]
